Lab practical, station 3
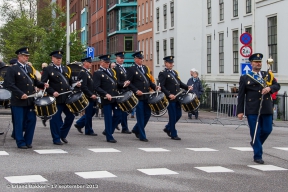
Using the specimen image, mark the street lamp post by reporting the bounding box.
[66,0,70,64]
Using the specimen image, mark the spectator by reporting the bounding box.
[187,69,203,119]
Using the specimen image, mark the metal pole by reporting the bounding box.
[66,0,70,64]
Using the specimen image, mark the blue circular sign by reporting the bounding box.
[240,33,252,45]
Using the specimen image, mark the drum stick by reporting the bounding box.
[142,92,155,95]
[104,95,124,99]
[175,90,184,97]
[58,91,73,96]
[41,79,49,98]
[156,83,160,97]
[186,84,194,94]
[72,79,83,88]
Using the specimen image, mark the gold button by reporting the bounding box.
[112,89,114,91]
[27,91,29,93]
[144,87,146,89]
[259,98,261,100]
[67,89,68,90]
[248,99,251,101]
[61,89,63,90]
[27,84,29,86]
[60,82,62,84]
[144,82,146,83]
[259,90,261,92]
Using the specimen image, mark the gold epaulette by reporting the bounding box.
[266,71,274,86]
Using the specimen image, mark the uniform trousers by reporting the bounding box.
[11,106,36,147]
[103,102,121,141]
[120,110,129,131]
[247,114,273,160]
[49,104,75,143]
[75,101,95,134]
[165,102,182,137]
[132,100,151,140]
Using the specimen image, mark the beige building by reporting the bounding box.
[137,0,154,75]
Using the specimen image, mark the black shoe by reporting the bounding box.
[254,159,264,164]
[171,136,181,140]
[101,114,104,117]
[115,126,120,130]
[27,145,32,148]
[102,131,106,136]
[18,146,28,149]
[131,115,134,118]
[163,128,171,137]
[195,117,198,119]
[74,124,83,133]
[53,142,63,145]
[140,138,149,142]
[107,139,117,143]
[250,141,253,147]
[121,130,132,134]
[61,138,68,143]
[131,130,139,138]
[95,114,98,117]
[0,132,4,135]
[86,133,98,136]
[188,117,192,119]
[11,135,15,139]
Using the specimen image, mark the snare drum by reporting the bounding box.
[0,88,11,107]
[116,91,138,113]
[147,92,169,114]
[65,91,89,114]
[178,93,200,112]
[34,96,57,118]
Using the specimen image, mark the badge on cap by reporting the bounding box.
[108,55,110,58]
[257,54,260,57]
[26,48,29,51]
[170,56,172,59]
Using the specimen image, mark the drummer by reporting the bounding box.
[113,52,131,134]
[4,47,49,149]
[74,57,98,136]
[93,54,124,143]
[127,51,160,142]
[159,56,191,140]
[41,50,81,145]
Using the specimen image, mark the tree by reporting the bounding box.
[0,0,84,70]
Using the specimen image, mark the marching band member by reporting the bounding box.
[41,50,81,145]
[94,54,122,143]
[4,47,48,149]
[114,51,131,134]
[159,56,190,140]
[127,51,160,142]
[74,57,98,136]
[237,53,280,164]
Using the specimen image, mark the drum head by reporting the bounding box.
[66,92,83,104]
[116,91,132,103]
[178,93,196,104]
[34,96,55,106]
[148,92,164,104]
[0,89,11,100]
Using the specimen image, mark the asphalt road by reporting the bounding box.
[0,115,287,192]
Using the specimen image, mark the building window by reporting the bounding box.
[207,36,211,73]
[268,16,277,72]
[163,39,167,57]
[150,38,153,59]
[156,8,159,31]
[146,2,148,23]
[170,1,174,27]
[246,0,251,14]
[146,39,149,60]
[245,27,252,47]
[219,33,224,73]
[163,4,167,30]
[138,6,141,26]
[142,40,144,56]
[124,37,133,52]
[219,0,224,21]
[142,3,144,24]
[207,0,211,24]
[233,0,238,17]
[233,30,239,73]
[150,0,153,21]
[170,38,174,56]
[156,41,159,64]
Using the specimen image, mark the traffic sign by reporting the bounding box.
[241,63,252,75]
[240,32,252,45]
[240,45,253,57]
[87,47,95,59]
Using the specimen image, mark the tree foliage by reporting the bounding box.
[0,0,84,70]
